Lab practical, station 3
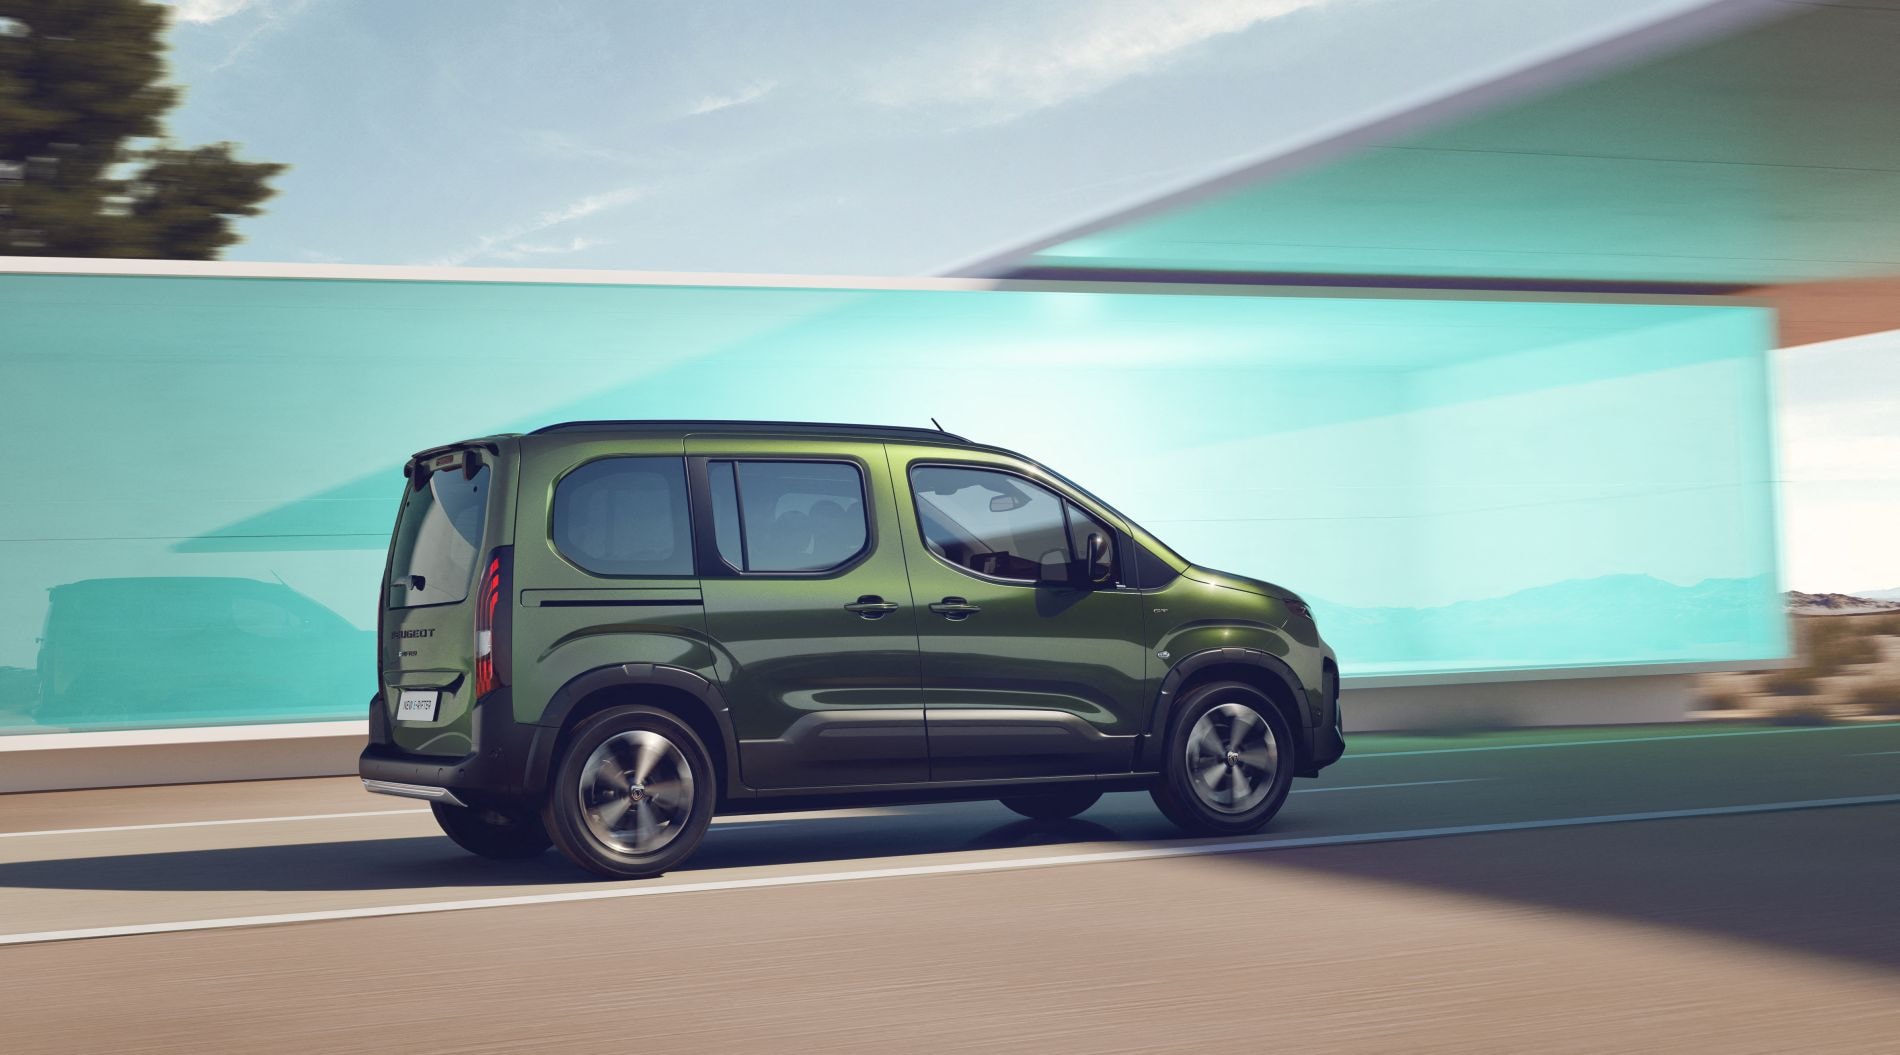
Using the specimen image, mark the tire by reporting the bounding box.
[1150,680,1295,836]
[542,705,716,880]
[430,801,552,860]
[999,786,1103,821]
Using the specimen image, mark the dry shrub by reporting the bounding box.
[1861,612,1900,637]
[1811,631,1882,669]
[1767,699,1835,726]
[1849,676,1900,710]
[1760,667,1821,696]
[1697,687,1747,711]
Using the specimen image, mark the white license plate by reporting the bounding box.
[396,689,440,723]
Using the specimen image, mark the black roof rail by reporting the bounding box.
[528,419,970,443]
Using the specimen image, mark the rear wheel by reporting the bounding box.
[543,705,715,880]
[430,801,551,860]
[1150,680,1294,836]
[999,786,1103,821]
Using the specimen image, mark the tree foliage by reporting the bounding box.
[0,0,285,259]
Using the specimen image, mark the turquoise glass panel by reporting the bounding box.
[1022,10,1900,286]
[0,274,1783,732]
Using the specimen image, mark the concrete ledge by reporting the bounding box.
[1339,658,1784,690]
[0,721,366,794]
[0,670,1710,792]
[1342,674,1696,733]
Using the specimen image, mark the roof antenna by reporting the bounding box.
[930,417,948,433]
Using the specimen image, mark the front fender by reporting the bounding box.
[1140,643,1311,771]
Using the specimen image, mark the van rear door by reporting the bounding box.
[380,445,500,756]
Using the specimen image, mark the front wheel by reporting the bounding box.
[1150,680,1295,836]
[542,705,715,879]
[430,801,551,860]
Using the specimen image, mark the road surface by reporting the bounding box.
[2,720,1897,1053]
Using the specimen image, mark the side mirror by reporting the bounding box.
[1084,533,1113,585]
[1038,549,1077,586]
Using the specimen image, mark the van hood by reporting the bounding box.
[1183,566,1305,604]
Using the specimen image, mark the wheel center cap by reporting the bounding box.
[1225,750,1241,766]
[627,786,647,804]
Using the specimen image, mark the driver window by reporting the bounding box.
[911,465,1077,582]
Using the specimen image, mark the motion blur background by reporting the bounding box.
[4,5,1899,1053]
[2,0,1896,736]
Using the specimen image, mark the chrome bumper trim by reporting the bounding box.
[362,778,468,808]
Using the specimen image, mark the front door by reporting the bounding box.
[690,439,926,789]
[889,451,1150,782]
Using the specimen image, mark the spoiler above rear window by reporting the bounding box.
[404,441,500,490]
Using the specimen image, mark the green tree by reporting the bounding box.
[0,0,285,259]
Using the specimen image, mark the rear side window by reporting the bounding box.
[552,457,693,577]
[390,464,490,608]
[707,460,868,573]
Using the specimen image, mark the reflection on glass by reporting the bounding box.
[30,577,372,730]
[390,465,490,607]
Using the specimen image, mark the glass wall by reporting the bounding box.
[0,272,1782,732]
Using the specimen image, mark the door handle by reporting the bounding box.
[929,597,982,620]
[843,596,900,619]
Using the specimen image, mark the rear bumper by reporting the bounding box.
[359,687,548,807]
[361,777,469,808]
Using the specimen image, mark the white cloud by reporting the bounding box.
[871,0,1335,123]
[166,0,262,24]
[427,187,644,267]
[520,130,645,167]
[684,80,777,118]
[510,236,609,256]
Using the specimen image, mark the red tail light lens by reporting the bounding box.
[474,548,510,698]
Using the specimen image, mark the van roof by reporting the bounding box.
[529,420,973,444]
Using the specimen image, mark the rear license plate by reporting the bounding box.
[396,689,440,722]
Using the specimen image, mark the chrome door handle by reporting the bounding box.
[843,596,900,619]
[929,597,982,620]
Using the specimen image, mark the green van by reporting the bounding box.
[360,422,1343,878]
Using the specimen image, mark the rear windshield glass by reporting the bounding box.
[389,464,490,608]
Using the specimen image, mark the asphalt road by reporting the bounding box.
[1,721,1897,1053]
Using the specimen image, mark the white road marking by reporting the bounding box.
[5,792,1896,947]
[1853,750,1900,757]
[1344,723,1900,759]
[1294,778,1484,794]
[0,809,430,840]
[0,782,1465,842]
[0,805,884,841]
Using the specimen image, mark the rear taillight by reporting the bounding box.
[475,546,512,698]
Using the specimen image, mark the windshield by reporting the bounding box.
[1030,458,1189,566]
[389,464,490,608]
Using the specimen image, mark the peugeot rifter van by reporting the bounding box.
[361,421,1343,878]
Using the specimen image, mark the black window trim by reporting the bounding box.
[686,454,876,580]
[905,459,1129,590]
[547,454,699,581]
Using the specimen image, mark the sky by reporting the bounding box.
[144,0,1899,593]
[152,0,1732,274]
[1776,331,1900,594]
